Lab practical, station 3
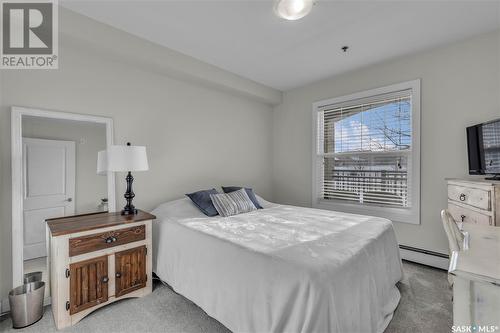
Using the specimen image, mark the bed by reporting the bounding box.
[152,196,403,333]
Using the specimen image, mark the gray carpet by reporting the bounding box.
[0,261,452,333]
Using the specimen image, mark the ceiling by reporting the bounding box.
[61,1,500,91]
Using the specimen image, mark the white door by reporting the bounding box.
[23,138,75,260]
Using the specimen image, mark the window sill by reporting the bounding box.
[313,199,420,225]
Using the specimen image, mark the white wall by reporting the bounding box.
[0,12,275,300]
[272,30,500,255]
[1,6,498,306]
[22,117,108,214]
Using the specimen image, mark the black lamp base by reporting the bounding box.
[121,207,138,216]
[121,171,138,215]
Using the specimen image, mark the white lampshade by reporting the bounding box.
[97,145,149,174]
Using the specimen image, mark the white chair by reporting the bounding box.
[441,209,464,286]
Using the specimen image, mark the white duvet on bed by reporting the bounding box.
[152,197,403,333]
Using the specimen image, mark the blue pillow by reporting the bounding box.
[186,188,219,216]
[222,186,263,209]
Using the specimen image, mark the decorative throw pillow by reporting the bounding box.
[185,188,219,216]
[221,186,263,209]
[210,188,257,217]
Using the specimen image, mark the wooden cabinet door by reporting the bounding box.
[115,245,147,297]
[69,255,108,315]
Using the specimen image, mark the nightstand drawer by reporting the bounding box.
[69,225,145,257]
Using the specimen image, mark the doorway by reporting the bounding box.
[11,107,116,305]
[23,138,76,261]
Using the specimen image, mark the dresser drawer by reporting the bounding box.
[448,184,491,211]
[69,225,146,257]
[448,202,493,226]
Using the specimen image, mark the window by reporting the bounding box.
[312,80,420,224]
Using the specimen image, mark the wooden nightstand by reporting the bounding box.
[46,210,156,330]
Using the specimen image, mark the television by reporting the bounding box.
[466,118,500,180]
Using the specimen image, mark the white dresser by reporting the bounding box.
[447,179,500,227]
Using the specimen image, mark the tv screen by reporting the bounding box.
[467,118,500,177]
[466,124,482,174]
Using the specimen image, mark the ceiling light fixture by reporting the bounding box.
[274,0,314,21]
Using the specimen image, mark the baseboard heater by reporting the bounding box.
[399,245,450,270]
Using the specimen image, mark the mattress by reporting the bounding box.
[152,197,403,333]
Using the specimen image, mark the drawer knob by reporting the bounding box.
[116,272,121,278]
[105,237,113,244]
[102,276,109,283]
[460,214,466,222]
[111,236,117,242]
[459,193,466,201]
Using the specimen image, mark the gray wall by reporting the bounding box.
[22,117,108,214]
[272,30,500,255]
[0,22,274,300]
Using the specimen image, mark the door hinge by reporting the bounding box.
[65,301,70,311]
[145,247,147,255]
[145,274,147,282]
[65,269,70,278]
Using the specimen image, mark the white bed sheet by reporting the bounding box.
[152,197,402,333]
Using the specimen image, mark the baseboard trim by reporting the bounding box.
[399,245,450,270]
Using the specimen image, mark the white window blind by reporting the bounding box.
[316,89,413,208]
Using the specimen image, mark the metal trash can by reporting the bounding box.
[8,282,45,328]
[23,271,43,284]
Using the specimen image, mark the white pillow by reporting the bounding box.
[151,197,206,222]
[254,195,277,209]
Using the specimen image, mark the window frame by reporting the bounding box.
[312,80,421,225]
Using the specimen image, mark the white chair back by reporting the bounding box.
[441,209,464,254]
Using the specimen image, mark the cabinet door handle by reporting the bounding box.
[116,272,121,278]
[102,276,109,283]
[459,193,466,201]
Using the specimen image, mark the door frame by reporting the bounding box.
[12,106,116,288]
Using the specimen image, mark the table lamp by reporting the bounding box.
[97,142,149,215]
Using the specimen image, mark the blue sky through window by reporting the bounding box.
[333,101,411,153]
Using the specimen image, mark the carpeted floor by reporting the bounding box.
[0,261,452,333]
